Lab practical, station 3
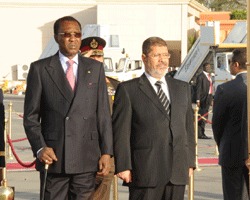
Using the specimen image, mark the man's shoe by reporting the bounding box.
[198,135,211,139]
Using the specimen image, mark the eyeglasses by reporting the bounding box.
[149,53,171,59]
[58,32,82,38]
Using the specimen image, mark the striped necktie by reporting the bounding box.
[66,60,76,91]
[155,81,170,115]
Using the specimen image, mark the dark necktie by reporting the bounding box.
[155,81,170,115]
[66,60,76,91]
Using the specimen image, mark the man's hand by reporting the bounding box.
[117,170,132,183]
[37,147,58,165]
[245,158,250,170]
[97,154,111,176]
[196,100,200,108]
[189,168,194,177]
[82,50,93,58]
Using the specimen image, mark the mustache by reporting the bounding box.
[156,61,168,67]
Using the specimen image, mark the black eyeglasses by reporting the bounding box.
[58,32,82,38]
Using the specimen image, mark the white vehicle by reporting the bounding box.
[105,56,144,82]
[174,21,246,90]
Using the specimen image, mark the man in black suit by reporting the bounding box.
[112,37,195,200]
[192,62,213,139]
[23,16,113,199]
[212,48,249,200]
[0,89,5,182]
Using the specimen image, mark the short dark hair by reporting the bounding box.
[142,37,168,55]
[53,16,81,35]
[232,48,247,70]
[202,62,210,70]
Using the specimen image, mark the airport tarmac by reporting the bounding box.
[2,94,223,199]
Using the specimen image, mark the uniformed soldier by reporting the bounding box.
[80,36,119,200]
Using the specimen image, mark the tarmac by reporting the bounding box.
[2,94,224,200]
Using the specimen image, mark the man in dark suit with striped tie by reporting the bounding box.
[112,37,195,200]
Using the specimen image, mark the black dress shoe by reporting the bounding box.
[198,135,211,139]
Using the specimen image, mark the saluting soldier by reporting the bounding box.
[80,36,119,200]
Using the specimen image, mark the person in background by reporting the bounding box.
[212,49,249,200]
[192,62,213,139]
[80,36,119,200]
[112,36,195,200]
[23,16,113,200]
[0,89,5,183]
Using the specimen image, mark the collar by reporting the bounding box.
[59,51,79,65]
[145,72,167,86]
[236,71,247,77]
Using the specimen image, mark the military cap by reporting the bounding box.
[80,36,106,56]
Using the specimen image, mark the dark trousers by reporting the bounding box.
[198,94,213,137]
[129,182,185,200]
[221,165,249,200]
[40,171,96,200]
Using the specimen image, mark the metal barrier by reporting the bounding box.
[194,104,202,172]
[0,118,14,199]
[7,102,13,160]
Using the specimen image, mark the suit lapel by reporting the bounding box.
[45,53,74,103]
[166,76,177,112]
[74,56,92,99]
[139,74,169,118]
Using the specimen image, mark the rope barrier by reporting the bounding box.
[7,134,36,168]
[10,137,28,143]
[198,115,212,124]
[198,110,212,124]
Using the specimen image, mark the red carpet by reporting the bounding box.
[198,157,218,165]
[6,162,35,171]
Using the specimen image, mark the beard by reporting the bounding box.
[147,63,168,79]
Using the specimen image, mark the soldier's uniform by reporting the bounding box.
[80,37,119,200]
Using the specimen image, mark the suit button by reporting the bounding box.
[66,117,69,120]
[83,117,87,120]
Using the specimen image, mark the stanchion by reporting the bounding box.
[0,119,14,199]
[215,145,219,156]
[7,102,13,160]
[194,103,202,171]
[0,168,14,200]
[112,175,118,200]
[188,172,194,200]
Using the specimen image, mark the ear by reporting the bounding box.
[234,61,240,68]
[142,54,146,62]
[54,35,59,44]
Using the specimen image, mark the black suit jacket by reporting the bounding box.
[112,74,195,187]
[23,52,113,173]
[212,73,247,167]
[192,72,212,109]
